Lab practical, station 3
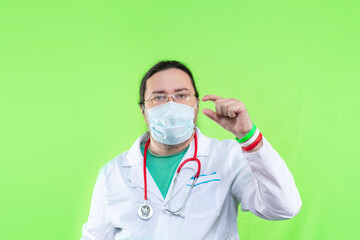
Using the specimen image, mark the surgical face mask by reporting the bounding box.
[144,101,197,145]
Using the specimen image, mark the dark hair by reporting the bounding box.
[138,60,199,106]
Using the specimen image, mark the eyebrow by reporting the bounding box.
[151,88,189,94]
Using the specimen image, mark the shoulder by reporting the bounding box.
[96,150,135,197]
[99,131,149,177]
[100,151,129,175]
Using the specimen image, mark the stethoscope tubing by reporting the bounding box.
[142,132,201,202]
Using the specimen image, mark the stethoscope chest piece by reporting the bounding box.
[138,202,153,220]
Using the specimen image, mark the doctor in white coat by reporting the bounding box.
[81,60,302,240]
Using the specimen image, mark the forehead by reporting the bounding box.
[145,68,194,96]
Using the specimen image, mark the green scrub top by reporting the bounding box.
[140,142,189,199]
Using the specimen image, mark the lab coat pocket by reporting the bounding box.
[107,193,163,236]
[107,194,142,231]
[183,172,221,219]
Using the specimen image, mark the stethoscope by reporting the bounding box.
[138,132,201,220]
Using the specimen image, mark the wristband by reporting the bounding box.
[242,132,263,151]
[236,123,256,143]
[240,128,260,147]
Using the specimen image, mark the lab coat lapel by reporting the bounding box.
[124,128,211,205]
[144,167,164,202]
[164,127,211,204]
[123,132,164,203]
[126,163,164,202]
[164,148,198,204]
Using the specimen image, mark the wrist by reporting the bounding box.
[235,131,250,139]
[235,123,256,142]
[235,124,263,152]
[242,137,263,153]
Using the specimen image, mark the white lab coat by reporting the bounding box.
[81,127,302,240]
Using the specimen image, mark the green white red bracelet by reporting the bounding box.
[236,123,256,143]
[235,123,263,151]
[242,132,263,151]
[241,128,260,147]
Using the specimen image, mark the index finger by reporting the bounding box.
[202,94,223,102]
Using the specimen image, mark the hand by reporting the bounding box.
[201,95,253,139]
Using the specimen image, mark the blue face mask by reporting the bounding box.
[144,101,197,145]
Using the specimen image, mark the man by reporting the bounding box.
[81,60,302,240]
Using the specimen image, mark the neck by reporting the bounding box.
[148,131,195,156]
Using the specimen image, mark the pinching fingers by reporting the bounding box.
[217,98,239,118]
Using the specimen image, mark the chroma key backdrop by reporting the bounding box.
[0,0,359,239]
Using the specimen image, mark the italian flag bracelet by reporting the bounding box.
[235,123,263,151]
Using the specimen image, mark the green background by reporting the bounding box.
[1,0,359,239]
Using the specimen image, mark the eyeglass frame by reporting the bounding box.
[143,91,197,106]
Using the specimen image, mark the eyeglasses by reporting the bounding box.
[145,91,196,106]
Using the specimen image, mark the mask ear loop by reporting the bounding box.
[192,98,199,131]
[193,98,199,110]
[142,104,148,116]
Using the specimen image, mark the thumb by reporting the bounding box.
[202,108,221,124]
